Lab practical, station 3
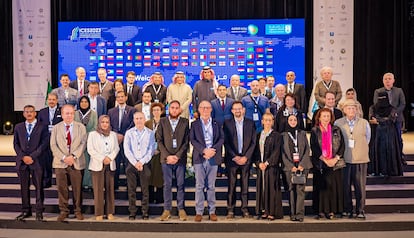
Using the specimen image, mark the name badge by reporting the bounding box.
[154,99,159,103]
[293,153,300,163]
[253,113,259,121]
[48,125,54,133]
[348,139,355,148]
[172,139,177,149]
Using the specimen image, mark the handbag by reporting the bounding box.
[333,158,346,171]
[291,171,306,184]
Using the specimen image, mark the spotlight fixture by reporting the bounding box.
[3,121,14,135]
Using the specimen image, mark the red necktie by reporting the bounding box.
[221,99,225,110]
[66,125,71,152]
[79,81,83,96]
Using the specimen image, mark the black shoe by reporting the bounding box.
[142,214,149,220]
[16,212,32,220]
[43,182,52,189]
[36,212,44,221]
[129,215,136,220]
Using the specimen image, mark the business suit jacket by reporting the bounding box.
[14,122,49,170]
[52,87,79,107]
[37,106,63,128]
[253,130,282,167]
[50,121,87,170]
[106,93,134,111]
[285,83,307,112]
[156,117,190,166]
[90,95,107,117]
[99,80,114,101]
[124,84,142,105]
[145,84,167,104]
[227,86,248,101]
[69,79,90,95]
[281,130,312,172]
[108,105,136,135]
[134,103,153,120]
[373,87,406,122]
[314,80,342,108]
[223,117,257,167]
[211,97,235,126]
[190,118,224,165]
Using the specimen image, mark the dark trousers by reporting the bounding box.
[227,164,250,213]
[343,163,367,214]
[161,163,186,210]
[42,149,53,187]
[17,166,44,213]
[55,167,83,215]
[91,165,115,216]
[284,170,308,219]
[126,163,151,215]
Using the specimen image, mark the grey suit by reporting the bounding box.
[99,80,114,101]
[50,121,87,216]
[227,86,248,101]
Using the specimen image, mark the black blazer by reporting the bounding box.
[69,79,90,95]
[190,118,224,165]
[106,93,134,111]
[108,105,136,135]
[274,109,305,133]
[37,106,63,128]
[13,122,49,170]
[145,84,167,104]
[281,130,312,172]
[124,84,142,105]
[156,117,190,165]
[253,130,282,167]
[310,125,345,170]
[285,83,307,112]
[223,117,257,167]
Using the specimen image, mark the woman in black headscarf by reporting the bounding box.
[281,115,312,222]
[371,91,403,176]
[75,95,98,190]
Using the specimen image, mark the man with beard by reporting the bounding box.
[241,80,270,132]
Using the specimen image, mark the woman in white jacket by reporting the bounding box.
[87,115,120,221]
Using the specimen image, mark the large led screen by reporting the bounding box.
[58,19,305,87]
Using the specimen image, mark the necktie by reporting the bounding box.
[221,99,225,110]
[128,86,132,94]
[27,124,32,140]
[79,81,83,96]
[66,125,71,152]
[289,84,293,93]
[119,107,124,128]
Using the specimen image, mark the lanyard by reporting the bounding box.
[288,130,298,153]
[152,84,162,98]
[323,80,332,91]
[99,81,108,93]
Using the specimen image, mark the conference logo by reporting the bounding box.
[70,27,102,40]
[247,24,259,35]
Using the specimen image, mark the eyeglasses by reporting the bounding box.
[199,106,212,110]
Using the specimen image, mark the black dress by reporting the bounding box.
[253,130,283,218]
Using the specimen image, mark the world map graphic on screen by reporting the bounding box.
[58,19,305,88]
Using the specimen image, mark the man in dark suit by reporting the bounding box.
[211,84,235,126]
[156,100,190,221]
[37,92,63,188]
[14,105,49,221]
[223,101,257,219]
[285,71,307,112]
[227,74,248,101]
[108,90,136,189]
[124,71,142,105]
[373,72,406,160]
[69,66,90,96]
[87,81,107,117]
[144,72,167,104]
[190,100,224,222]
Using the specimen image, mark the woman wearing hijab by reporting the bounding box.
[371,91,403,176]
[253,113,283,220]
[338,88,364,118]
[310,108,345,219]
[274,93,305,133]
[75,96,98,190]
[87,115,120,220]
[282,115,312,222]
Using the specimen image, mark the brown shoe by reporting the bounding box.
[178,209,188,221]
[75,213,84,220]
[95,215,103,221]
[57,213,68,222]
[159,210,171,221]
[107,214,115,220]
[209,213,218,221]
[194,214,203,222]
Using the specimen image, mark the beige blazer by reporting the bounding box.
[51,121,87,170]
[87,131,119,171]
